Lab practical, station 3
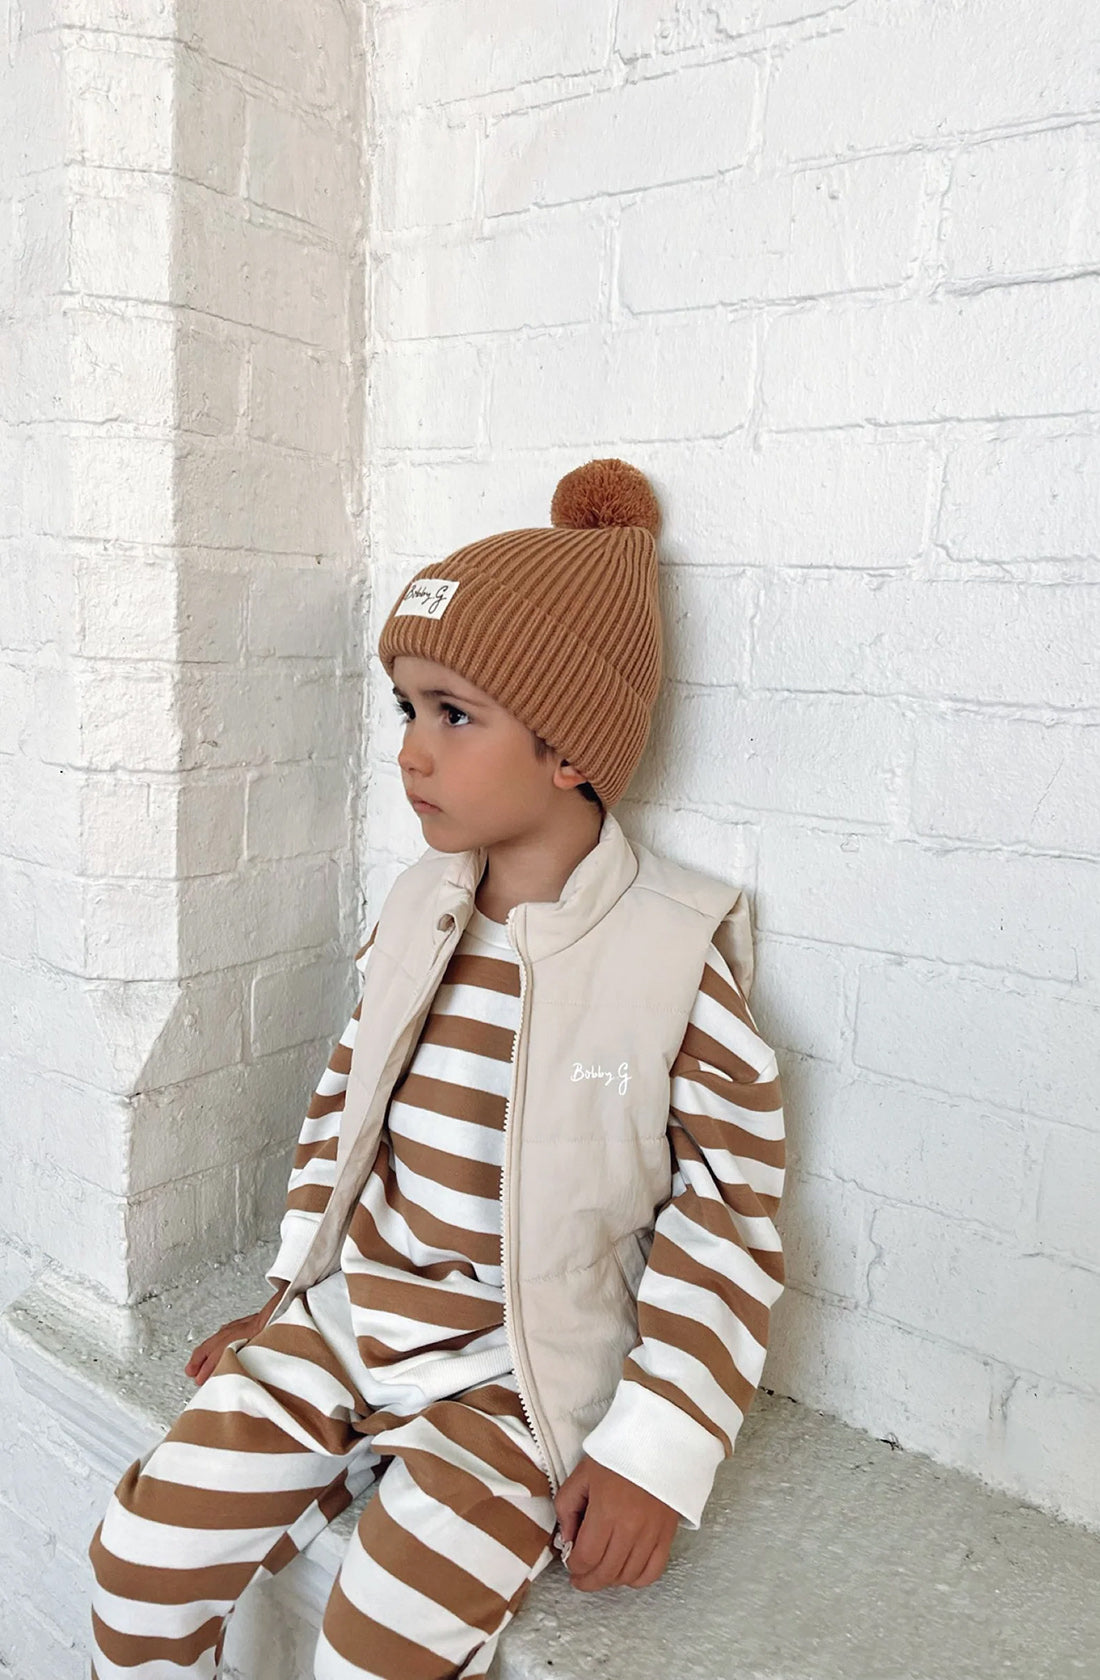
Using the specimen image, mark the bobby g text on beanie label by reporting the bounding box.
[394,578,461,620]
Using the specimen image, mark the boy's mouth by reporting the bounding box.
[409,794,441,814]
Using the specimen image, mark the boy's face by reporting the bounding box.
[390,655,591,852]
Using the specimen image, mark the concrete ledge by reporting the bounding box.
[3,1255,1098,1680]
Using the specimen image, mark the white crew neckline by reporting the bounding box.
[464,904,514,949]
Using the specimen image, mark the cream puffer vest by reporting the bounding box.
[272,812,754,1492]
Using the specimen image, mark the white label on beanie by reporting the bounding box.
[394,578,460,620]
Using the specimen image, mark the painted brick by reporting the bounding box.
[757,824,1100,984]
[178,198,346,352]
[63,309,174,427]
[128,1161,239,1289]
[372,455,573,559]
[490,314,756,448]
[237,1140,296,1253]
[375,0,612,110]
[66,42,174,172]
[867,1200,1100,1395]
[4,958,178,1091]
[177,777,247,877]
[378,108,479,231]
[186,0,355,113]
[70,183,173,300]
[776,1172,871,1303]
[1002,1379,1100,1531]
[615,801,754,885]
[616,0,778,60]
[20,0,175,35]
[911,712,1100,857]
[251,956,355,1057]
[245,760,349,861]
[0,857,37,963]
[484,59,756,216]
[645,434,932,570]
[787,1058,1035,1236]
[766,1289,998,1482]
[753,574,1100,709]
[0,659,34,755]
[939,432,1100,564]
[762,280,1100,429]
[660,565,754,687]
[176,440,347,554]
[78,555,177,659]
[620,151,924,314]
[179,668,354,770]
[247,564,356,660]
[248,98,357,239]
[1036,1128,1100,1271]
[629,689,908,824]
[377,209,606,340]
[764,0,1100,162]
[138,972,246,1090]
[25,433,176,545]
[943,125,1100,282]
[250,338,343,457]
[178,324,246,438]
[749,938,846,1062]
[179,566,249,663]
[178,857,340,975]
[370,340,486,451]
[854,960,1100,1130]
[0,756,81,871]
[30,663,179,772]
[5,1150,129,1300]
[0,1055,129,1194]
[129,1041,326,1188]
[176,54,247,196]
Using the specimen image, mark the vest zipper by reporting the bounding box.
[501,905,559,1495]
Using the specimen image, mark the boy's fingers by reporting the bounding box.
[582,1528,635,1591]
[553,1466,590,1544]
[630,1537,670,1590]
[567,1507,614,1586]
[621,1534,658,1588]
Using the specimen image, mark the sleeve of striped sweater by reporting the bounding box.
[265,926,378,1291]
[580,937,786,1528]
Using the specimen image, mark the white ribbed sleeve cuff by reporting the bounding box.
[265,1210,324,1293]
[581,1381,726,1529]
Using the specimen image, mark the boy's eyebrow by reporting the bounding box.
[391,683,485,707]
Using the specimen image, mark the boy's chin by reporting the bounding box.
[414,809,499,854]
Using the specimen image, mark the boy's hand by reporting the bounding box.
[554,1456,678,1592]
[184,1285,285,1386]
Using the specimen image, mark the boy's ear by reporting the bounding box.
[551,759,588,792]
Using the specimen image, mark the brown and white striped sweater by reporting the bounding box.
[268,904,785,1526]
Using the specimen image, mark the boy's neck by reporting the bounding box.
[474,802,605,924]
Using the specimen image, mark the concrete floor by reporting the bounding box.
[3,1253,1098,1680]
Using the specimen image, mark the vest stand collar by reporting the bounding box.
[431,810,639,960]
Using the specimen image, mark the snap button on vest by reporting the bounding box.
[437,913,455,931]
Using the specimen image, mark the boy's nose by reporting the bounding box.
[398,733,432,778]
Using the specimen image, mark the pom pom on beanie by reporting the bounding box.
[550,457,661,537]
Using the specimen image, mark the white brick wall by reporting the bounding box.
[363,0,1100,1532]
[0,0,366,1317]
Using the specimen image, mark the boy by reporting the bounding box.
[89,458,786,1679]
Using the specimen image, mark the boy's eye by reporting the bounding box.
[394,698,414,720]
[443,704,470,727]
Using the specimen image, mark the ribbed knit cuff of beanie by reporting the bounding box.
[376,458,664,809]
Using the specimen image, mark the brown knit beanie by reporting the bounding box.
[377,459,663,808]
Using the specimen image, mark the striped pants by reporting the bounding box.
[88,1295,557,1679]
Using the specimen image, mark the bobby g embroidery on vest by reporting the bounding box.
[570,1061,632,1096]
[393,578,461,620]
